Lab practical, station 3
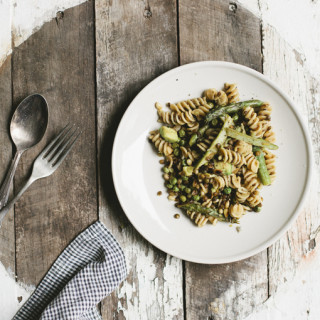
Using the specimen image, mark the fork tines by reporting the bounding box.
[41,124,81,167]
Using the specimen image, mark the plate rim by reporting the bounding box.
[111,60,313,264]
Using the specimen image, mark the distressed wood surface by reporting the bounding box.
[12,2,97,285]
[179,1,268,319]
[262,24,320,296]
[95,0,184,319]
[0,0,319,319]
[0,56,15,273]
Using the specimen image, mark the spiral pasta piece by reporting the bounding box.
[243,106,266,138]
[197,137,213,153]
[165,155,173,168]
[187,211,208,227]
[224,83,240,103]
[258,103,272,121]
[247,190,263,207]
[224,174,241,189]
[214,90,228,106]
[236,187,250,203]
[263,125,276,143]
[192,103,213,120]
[187,122,199,133]
[156,102,196,126]
[202,199,213,208]
[149,130,173,156]
[243,168,260,191]
[180,146,196,162]
[170,97,209,113]
[229,203,245,218]
[219,148,246,167]
[245,153,259,173]
[204,88,218,101]
[212,175,226,190]
[264,150,276,183]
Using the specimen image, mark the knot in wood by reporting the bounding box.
[229,2,237,13]
[144,9,152,19]
[56,11,64,20]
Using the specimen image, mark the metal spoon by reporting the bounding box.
[0,94,48,209]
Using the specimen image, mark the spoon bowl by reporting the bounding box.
[10,94,48,151]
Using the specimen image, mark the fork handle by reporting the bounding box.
[0,150,23,210]
[0,176,35,226]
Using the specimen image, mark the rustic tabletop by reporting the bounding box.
[0,1,319,319]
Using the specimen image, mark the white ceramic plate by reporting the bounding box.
[112,61,312,264]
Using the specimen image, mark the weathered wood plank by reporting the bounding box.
[95,0,183,319]
[179,0,262,70]
[179,1,268,319]
[0,56,15,273]
[262,25,320,296]
[12,2,97,285]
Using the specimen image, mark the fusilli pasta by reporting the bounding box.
[149,83,278,227]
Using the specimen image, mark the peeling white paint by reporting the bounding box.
[0,0,12,66]
[0,0,87,67]
[240,0,320,79]
[0,262,33,319]
[117,242,183,319]
[244,249,320,320]
[11,0,87,47]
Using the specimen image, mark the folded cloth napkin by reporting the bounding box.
[14,221,127,320]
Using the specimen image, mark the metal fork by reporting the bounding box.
[0,124,80,225]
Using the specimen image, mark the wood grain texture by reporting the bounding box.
[179,0,262,70]
[95,0,183,319]
[12,2,97,285]
[179,1,268,319]
[262,24,320,295]
[0,56,15,272]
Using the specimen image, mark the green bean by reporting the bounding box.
[166,184,173,189]
[182,176,189,182]
[189,134,198,146]
[198,124,209,137]
[179,140,185,146]
[178,203,227,221]
[204,100,264,123]
[225,128,278,150]
[195,115,233,169]
[180,185,186,191]
[255,150,271,186]
[173,186,179,192]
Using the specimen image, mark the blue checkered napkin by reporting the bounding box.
[14,221,126,320]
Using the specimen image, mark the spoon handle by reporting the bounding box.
[0,176,35,227]
[0,150,22,210]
